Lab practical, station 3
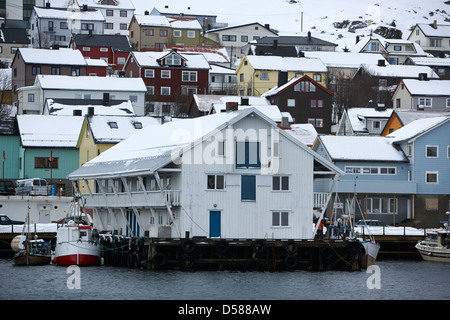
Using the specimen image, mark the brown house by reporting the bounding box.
[11,48,87,104]
[263,75,334,134]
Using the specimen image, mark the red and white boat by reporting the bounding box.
[52,201,101,266]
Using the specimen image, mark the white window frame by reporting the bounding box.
[207,174,225,190]
[287,99,295,107]
[418,97,432,108]
[161,70,171,79]
[425,171,438,184]
[187,30,195,38]
[272,176,289,191]
[161,87,171,95]
[426,145,438,158]
[182,71,197,82]
[272,211,289,227]
[145,69,155,78]
[173,30,182,37]
[260,72,269,80]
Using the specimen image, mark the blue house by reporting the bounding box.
[314,115,450,227]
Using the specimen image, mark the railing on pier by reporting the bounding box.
[313,192,331,209]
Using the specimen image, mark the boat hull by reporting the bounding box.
[361,241,381,268]
[13,252,51,266]
[416,244,450,263]
[53,242,101,266]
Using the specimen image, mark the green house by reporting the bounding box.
[0,119,21,180]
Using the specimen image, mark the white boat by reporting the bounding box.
[415,229,450,263]
[52,200,101,266]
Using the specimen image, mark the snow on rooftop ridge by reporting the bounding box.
[18,48,87,65]
[401,79,450,96]
[386,116,450,143]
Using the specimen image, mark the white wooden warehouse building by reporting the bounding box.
[68,108,342,240]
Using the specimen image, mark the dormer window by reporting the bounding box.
[108,122,118,129]
[133,122,143,129]
[165,54,181,66]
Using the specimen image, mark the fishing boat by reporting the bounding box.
[52,199,101,266]
[415,229,450,263]
[11,202,51,266]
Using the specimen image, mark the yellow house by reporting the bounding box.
[235,55,328,96]
[76,114,160,193]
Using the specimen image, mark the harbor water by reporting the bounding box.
[0,259,449,300]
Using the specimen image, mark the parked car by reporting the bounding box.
[0,214,24,225]
[356,220,386,226]
[15,178,48,196]
[0,180,15,195]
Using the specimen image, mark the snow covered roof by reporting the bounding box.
[304,51,387,69]
[407,56,450,67]
[87,116,160,144]
[151,5,216,17]
[244,56,327,72]
[285,124,317,147]
[191,95,270,113]
[17,115,84,148]
[131,51,211,69]
[165,45,230,63]
[45,100,135,116]
[33,6,105,21]
[351,36,387,54]
[209,64,236,74]
[68,108,342,179]
[168,17,202,30]
[415,23,450,38]
[133,14,171,27]
[85,58,108,67]
[17,48,87,66]
[344,107,393,133]
[262,75,333,97]
[383,39,427,56]
[399,79,450,96]
[35,75,147,92]
[393,110,450,127]
[319,135,407,162]
[386,116,450,143]
[76,0,135,10]
[356,64,439,79]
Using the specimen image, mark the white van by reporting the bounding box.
[15,178,48,196]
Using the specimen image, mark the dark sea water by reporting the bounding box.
[0,259,449,301]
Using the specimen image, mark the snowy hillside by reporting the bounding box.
[131,0,450,50]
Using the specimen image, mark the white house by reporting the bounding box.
[407,22,450,56]
[68,107,342,239]
[29,5,105,48]
[16,75,147,115]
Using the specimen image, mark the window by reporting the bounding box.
[365,197,397,214]
[145,29,153,36]
[294,81,316,92]
[418,98,432,108]
[372,121,380,129]
[106,10,113,16]
[287,99,295,107]
[236,142,260,168]
[310,99,324,108]
[51,67,60,75]
[430,38,442,47]
[393,45,402,51]
[60,21,68,29]
[446,98,450,108]
[241,175,256,201]
[217,141,225,156]
[406,144,413,156]
[32,66,41,75]
[160,29,168,37]
[222,35,236,41]
[161,87,171,95]
[28,93,34,102]
[396,98,401,108]
[133,122,143,129]
[370,41,378,51]
[313,74,321,82]
[448,146,450,158]
[108,122,118,129]
[181,86,197,95]
[145,69,155,78]
[120,24,127,30]
[48,21,54,31]
[239,73,244,82]
[345,166,397,175]
[260,72,269,80]
[241,35,248,42]
[129,95,138,103]
[35,157,58,169]
[117,57,125,64]
[165,54,181,66]
[120,10,127,17]
[173,30,182,37]
[426,145,438,158]
[426,171,438,184]
[82,23,95,30]
[82,47,90,51]
[182,71,197,82]
[100,47,108,52]
[161,70,171,79]
[272,176,289,191]
[207,175,225,190]
[146,86,154,95]
[272,211,289,227]
[187,31,195,38]
[308,118,323,128]
[71,68,80,76]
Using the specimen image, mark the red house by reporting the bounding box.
[123,49,210,116]
[69,33,132,74]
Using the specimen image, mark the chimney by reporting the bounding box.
[87,106,94,116]
[433,20,437,29]
[272,39,278,49]
[418,73,428,81]
[144,10,149,15]
[265,24,270,30]
[45,2,50,9]
[356,35,360,44]
[281,116,290,129]
[73,109,82,116]
[240,97,249,106]
[88,29,92,37]
[226,102,238,111]
[378,59,386,67]
[82,4,88,11]
[307,31,311,41]
[103,93,110,105]
[298,51,305,57]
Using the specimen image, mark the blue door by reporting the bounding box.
[209,211,221,238]
[241,175,256,201]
